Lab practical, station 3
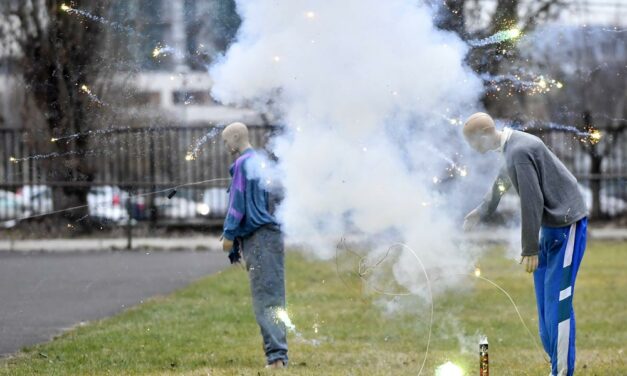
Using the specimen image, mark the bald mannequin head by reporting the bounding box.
[222,122,252,156]
[462,112,501,153]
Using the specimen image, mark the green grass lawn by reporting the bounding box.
[1,242,625,375]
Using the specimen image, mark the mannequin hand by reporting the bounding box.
[222,238,234,252]
[463,208,481,232]
[520,255,538,273]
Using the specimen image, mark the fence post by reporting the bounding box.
[126,196,133,250]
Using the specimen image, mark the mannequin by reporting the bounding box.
[220,122,288,369]
[461,112,588,376]
[461,112,502,153]
[222,122,253,156]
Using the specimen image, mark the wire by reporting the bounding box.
[335,239,551,373]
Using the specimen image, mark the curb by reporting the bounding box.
[0,237,222,253]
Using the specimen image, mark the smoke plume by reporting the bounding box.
[210,0,485,294]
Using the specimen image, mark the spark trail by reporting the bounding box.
[468,28,522,47]
[152,44,184,59]
[60,3,186,61]
[521,121,603,144]
[60,3,137,36]
[9,150,97,163]
[426,145,468,180]
[80,85,108,106]
[185,127,223,161]
[51,127,130,143]
[482,73,563,95]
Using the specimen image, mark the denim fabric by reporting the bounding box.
[242,225,288,365]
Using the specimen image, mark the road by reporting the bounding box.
[0,250,229,356]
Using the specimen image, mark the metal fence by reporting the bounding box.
[529,128,627,219]
[0,125,278,228]
[0,125,625,230]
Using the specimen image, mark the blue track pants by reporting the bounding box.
[534,217,587,376]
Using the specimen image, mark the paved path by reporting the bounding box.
[0,250,229,356]
[0,237,222,252]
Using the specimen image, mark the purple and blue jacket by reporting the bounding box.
[223,148,278,240]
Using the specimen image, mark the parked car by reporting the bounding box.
[153,196,196,219]
[87,186,130,224]
[17,185,53,215]
[202,187,229,218]
[0,189,30,223]
[579,185,627,217]
[153,189,209,219]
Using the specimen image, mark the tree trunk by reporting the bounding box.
[582,111,604,220]
[18,0,104,229]
[590,154,603,220]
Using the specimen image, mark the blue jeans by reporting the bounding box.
[241,225,288,365]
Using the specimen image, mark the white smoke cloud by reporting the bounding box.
[210,0,485,293]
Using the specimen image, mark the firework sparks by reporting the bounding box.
[80,84,107,106]
[521,121,604,145]
[185,127,222,161]
[435,361,464,376]
[468,27,522,47]
[274,308,296,331]
[9,150,97,163]
[498,182,507,193]
[60,3,136,35]
[482,73,564,96]
[588,129,602,144]
[50,127,129,144]
[152,44,180,59]
[426,145,467,179]
[474,267,481,278]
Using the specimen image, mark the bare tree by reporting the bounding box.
[522,27,627,218]
[6,0,125,229]
[436,0,565,109]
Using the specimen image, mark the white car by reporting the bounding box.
[18,185,53,215]
[87,186,130,223]
[154,195,204,219]
[579,185,627,217]
[0,189,30,224]
[202,187,229,217]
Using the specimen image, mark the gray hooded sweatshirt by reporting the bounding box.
[478,130,588,256]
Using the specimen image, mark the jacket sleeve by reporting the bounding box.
[477,165,512,219]
[514,162,544,256]
[223,160,247,240]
